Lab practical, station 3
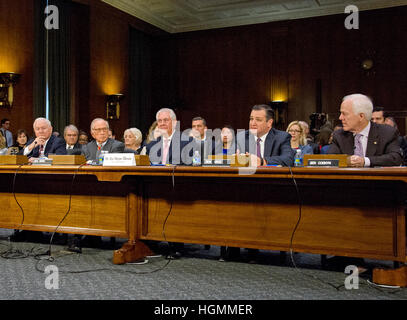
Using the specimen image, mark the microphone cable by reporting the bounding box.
[12,162,30,227]
[287,165,343,291]
[34,164,178,274]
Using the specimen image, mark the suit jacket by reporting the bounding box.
[0,128,13,147]
[65,142,83,155]
[81,138,125,161]
[145,131,195,165]
[327,122,402,167]
[27,135,67,158]
[236,128,294,166]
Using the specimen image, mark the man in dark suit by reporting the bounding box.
[24,117,67,159]
[81,118,125,161]
[236,104,294,167]
[328,94,402,167]
[190,116,215,161]
[235,104,294,263]
[144,108,195,259]
[63,124,82,155]
[145,108,194,165]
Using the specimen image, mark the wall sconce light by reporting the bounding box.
[106,94,123,120]
[0,72,21,108]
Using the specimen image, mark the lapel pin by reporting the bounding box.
[373,141,377,145]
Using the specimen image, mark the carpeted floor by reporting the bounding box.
[0,228,406,301]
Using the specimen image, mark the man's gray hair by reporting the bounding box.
[156,108,177,121]
[342,94,373,121]
[33,117,52,128]
[90,118,110,130]
[64,124,79,136]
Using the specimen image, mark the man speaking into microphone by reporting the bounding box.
[24,117,67,160]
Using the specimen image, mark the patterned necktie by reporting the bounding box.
[162,138,170,164]
[256,137,262,159]
[353,133,364,157]
[39,144,44,157]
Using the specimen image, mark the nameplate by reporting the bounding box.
[0,155,28,165]
[48,155,86,165]
[307,159,339,167]
[303,154,348,167]
[103,153,136,166]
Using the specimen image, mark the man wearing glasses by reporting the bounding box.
[81,118,125,161]
[145,108,194,165]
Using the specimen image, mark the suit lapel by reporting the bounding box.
[45,135,55,154]
[366,123,379,157]
[264,130,275,157]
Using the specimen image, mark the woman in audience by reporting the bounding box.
[10,129,29,154]
[220,125,236,155]
[316,128,333,154]
[123,127,144,154]
[286,121,313,157]
[78,130,89,145]
[144,121,158,145]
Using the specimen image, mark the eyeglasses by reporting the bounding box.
[92,127,108,132]
[288,129,301,133]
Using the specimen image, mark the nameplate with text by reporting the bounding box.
[103,153,136,166]
[303,154,348,167]
[307,159,340,167]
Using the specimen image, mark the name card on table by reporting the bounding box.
[303,154,349,167]
[103,153,136,166]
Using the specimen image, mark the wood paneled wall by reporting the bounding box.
[0,0,34,138]
[154,6,407,134]
[1,2,406,140]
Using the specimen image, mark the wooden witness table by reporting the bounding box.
[0,164,406,284]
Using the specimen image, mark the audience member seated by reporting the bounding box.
[1,118,13,147]
[299,120,319,154]
[286,121,313,158]
[78,130,89,145]
[384,116,407,166]
[0,130,6,150]
[123,127,144,154]
[81,118,125,161]
[371,106,385,124]
[190,116,214,161]
[9,129,29,155]
[328,94,402,167]
[24,117,67,160]
[218,125,236,155]
[108,128,116,140]
[144,121,158,145]
[64,125,82,154]
[316,128,333,154]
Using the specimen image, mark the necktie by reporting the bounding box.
[353,133,364,157]
[256,137,262,159]
[39,144,44,157]
[162,138,170,164]
[97,144,101,151]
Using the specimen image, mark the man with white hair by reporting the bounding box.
[24,117,67,158]
[81,118,125,161]
[63,124,82,155]
[145,108,194,165]
[328,94,402,167]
